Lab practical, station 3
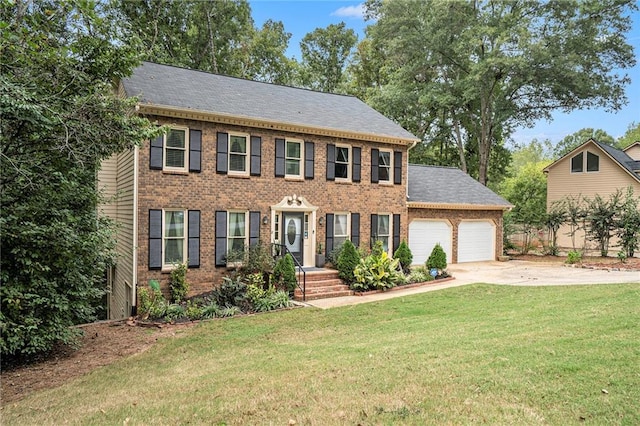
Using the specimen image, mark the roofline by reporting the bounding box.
[135,103,420,146]
[623,141,640,152]
[407,201,513,211]
[543,138,640,182]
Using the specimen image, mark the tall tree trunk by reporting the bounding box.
[452,114,467,174]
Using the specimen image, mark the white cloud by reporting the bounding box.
[331,3,365,19]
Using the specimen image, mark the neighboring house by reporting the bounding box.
[99,62,509,319]
[407,165,512,264]
[543,138,640,255]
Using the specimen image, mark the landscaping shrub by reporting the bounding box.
[337,240,360,284]
[426,243,447,271]
[353,242,403,291]
[211,276,248,309]
[393,240,413,273]
[138,280,167,320]
[246,283,292,312]
[325,243,343,267]
[407,266,434,284]
[169,262,189,303]
[566,250,582,264]
[272,253,297,293]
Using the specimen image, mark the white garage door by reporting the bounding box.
[409,220,452,265]
[458,221,495,263]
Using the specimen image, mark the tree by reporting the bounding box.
[617,122,640,149]
[510,139,554,175]
[244,19,297,84]
[299,22,358,93]
[584,192,622,257]
[1,0,158,357]
[364,0,637,185]
[553,128,616,158]
[615,187,640,258]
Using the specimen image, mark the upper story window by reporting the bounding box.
[286,140,303,177]
[335,145,351,180]
[586,152,599,172]
[571,152,583,173]
[229,134,249,175]
[150,126,201,173]
[378,149,392,183]
[164,129,188,171]
[217,132,261,177]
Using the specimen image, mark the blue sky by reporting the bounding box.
[249,1,640,146]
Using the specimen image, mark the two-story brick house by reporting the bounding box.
[99,62,510,319]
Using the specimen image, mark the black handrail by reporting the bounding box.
[271,243,306,301]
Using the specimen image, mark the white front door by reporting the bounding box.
[283,212,304,265]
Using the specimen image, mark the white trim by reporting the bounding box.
[375,212,392,255]
[333,212,351,247]
[163,126,189,173]
[227,210,249,253]
[285,138,304,179]
[335,144,352,182]
[228,132,250,176]
[378,148,393,184]
[162,209,188,269]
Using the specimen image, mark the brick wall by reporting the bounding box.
[408,208,504,263]
[137,116,409,297]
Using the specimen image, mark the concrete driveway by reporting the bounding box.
[304,260,639,309]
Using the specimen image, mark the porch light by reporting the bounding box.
[318,217,324,226]
[262,215,269,225]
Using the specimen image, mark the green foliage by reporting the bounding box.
[326,243,343,266]
[406,267,435,284]
[164,304,186,321]
[0,0,159,358]
[138,285,168,320]
[352,248,403,292]
[169,262,189,303]
[584,192,622,257]
[211,276,248,309]
[544,201,568,256]
[566,250,583,265]
[617,251,628,263]
[616,122,640,149]
[337,240,361,284]
[246,284,292,312]
[554,128,616,158]
[272,254,297,293]
[615,187,640,258]
[426,244,447,271]
[393,240,413,273]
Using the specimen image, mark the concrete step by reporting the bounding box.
[294,288,354,301]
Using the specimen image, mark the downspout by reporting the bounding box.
[406,139,419,200]
[131,145,139,316]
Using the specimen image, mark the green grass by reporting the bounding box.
[3,284,640,425]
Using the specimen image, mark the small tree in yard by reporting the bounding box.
[584,191,622,257]
[426,243,447,272]
[616,187,640,258]
[169,262,189,303]
[393,240,413,273]
[272,254,297,294]
[337,240,360,285]
[544,201,568,256]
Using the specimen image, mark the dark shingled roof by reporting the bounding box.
[594,140,640,182]
[122,62,419,142]
[408,164,512,208]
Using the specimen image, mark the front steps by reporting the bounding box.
[293,269,353,301]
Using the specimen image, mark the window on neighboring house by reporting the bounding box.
[378,150,392,183]
[164,210,186,267]
[335,145,351,180]
[375,214,391,253]
[587,151,599,172]
[286,140,302,177]
[228,211,248,252]
[229,134,249,174]
[571,152,583,173]
[334,214,350,247]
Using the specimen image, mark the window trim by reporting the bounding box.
[333,213,351,247]
[335,144,352,182]
[378,149,393,184]
[162,209,188,269]
[227,210,249,254]
[586,151,599,173]
[228,132,250,176]
[375,213,392,255]
[285,138,304,179]
[163,126,189,173]
[570,152,584,173]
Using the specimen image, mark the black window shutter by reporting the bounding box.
[326,144,335,181]
[150,135,164,170]
[275,138,285,177]
[216,132,228,174]
[351,213,360,248]
[249,211,260,246]
[250,136,261,176]
[394,151,402,185]
[149,209,163,269]
[325,213,334,254]
[393,214,401,253]
[215,211,227,267]
[370,214,378,248]
[304,141,315,179]
[188,210,200,268]
[371,148,379,183]
[189,129,202,173]
[352,147,361,182]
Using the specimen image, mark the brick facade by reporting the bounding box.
[137,116,409,297]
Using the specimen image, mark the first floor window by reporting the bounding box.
[334,214,349,247]
[165,128,188,171]
[228,211,248,252]
[164,210,186,266]
[229,134,248,173]
[376,214,390,253]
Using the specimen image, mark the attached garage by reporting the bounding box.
[457,221,495,262]
[407,164,512,264]
[408,220,452,265]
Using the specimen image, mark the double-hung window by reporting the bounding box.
[376,214,391,254]
[228,211,248,252]
[334,214,350,247]
[335,145,351,180]
[229,134,249,174]
[163,210,187,267]
[164,128,189,172]
[286,140,303,177]
[378,150,392,183]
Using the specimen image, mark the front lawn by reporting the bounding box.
[3,284,639,425]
